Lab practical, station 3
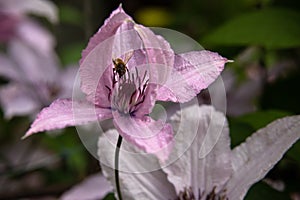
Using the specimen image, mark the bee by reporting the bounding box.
[112,52,133,78]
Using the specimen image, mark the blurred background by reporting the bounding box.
[0,0,299,199]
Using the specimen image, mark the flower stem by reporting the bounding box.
[115,135,123,200]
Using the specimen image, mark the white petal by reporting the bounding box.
[61,173,113,200]
[98,129,177,200]
[163,105,232,197]
[226,115,300,200]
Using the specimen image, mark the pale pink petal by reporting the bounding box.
[163,105,232,197]
[0,84,40,118]
[23,99,112,138]
[8,38,59,83]
[61,173,113,200]
[0,54,20,80]
[58,65,78,98]
[156,50,228,103]
[98,129,177,200]
[16,20,56,55]
[80,5,132,64]
[79,22,142,106]
[1,0,58,23]
[113,112,173,162]
[226,115,300,200]
[134,24,175,86]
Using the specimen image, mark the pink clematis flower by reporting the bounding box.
[98,105,300,200]
[24,5,229,161]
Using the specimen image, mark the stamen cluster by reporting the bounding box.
[175,187,228,200]
[109,67,149,115]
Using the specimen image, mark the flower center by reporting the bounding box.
[109,67,149,115]
[175,186,228,200]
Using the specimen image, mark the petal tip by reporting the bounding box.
[118,3,123,10]
[21,132,30,140]
[113,3,126,16]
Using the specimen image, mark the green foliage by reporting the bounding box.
[59,4,83,25]
[103,193,116,200]
[287,142,300,164]
[59,42,85,65]
[41,129,88,179]
[245,182,291,200]
[229,110,290,147]
[203,8,300,49]
[236,110,291,129]
[135,7,172,27]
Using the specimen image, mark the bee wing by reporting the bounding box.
[123,51,134,64]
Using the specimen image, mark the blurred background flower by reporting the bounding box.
[0,0,299,199]
[0,0,77,119]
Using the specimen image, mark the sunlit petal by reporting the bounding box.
[23,99,112,138]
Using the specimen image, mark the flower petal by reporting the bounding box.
[0,54,20,80]
[134,24,175,86]
[61,173,113,200]
[226,115,300,200]
[98,129,177,200]
[0,13,19,42]
[8,38,59,84]
[58,65,78,98]
[163,105,232,197]
[113,112,173,162]
[156,50,228,103]
[79,19,143,106]
[0,84,40,118]
[1,0,58,23]
[80,5,132,64]
[16,20,56,55]
[23,99,112,138]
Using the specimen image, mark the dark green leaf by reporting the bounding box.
[203,8,300,49]
[103,193,116,200]
[229,110,291,147]
[245,182,291,200]
[286,141,300,164]
[237,110,291,130]
[229,117,254,147]
[59,42,85,65]
[59,5,83,25]
[41,130,87,176]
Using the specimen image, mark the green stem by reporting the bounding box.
[115,135,123,200]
